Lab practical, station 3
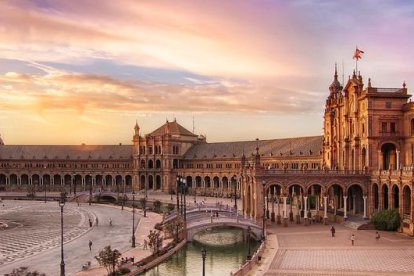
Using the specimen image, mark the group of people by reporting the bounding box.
[330,225,381,245]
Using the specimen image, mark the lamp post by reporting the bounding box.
[183,178,187,221]
[201,247,207,276]
[233,176,237,210]
[132,190,136,248]
[73,174,76,196]
[262,180,266,240]
[59,192,66,276]
[44,165,47,203]
[176,176,180,214]
[247,226,252,260]
[88,174,92,206]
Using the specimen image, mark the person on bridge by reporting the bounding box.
[96,217,99,226]
[330,226,335,237]
[89,240,93,251]
[351,234,355,246]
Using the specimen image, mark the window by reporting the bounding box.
[381,122,387,133]
[390,122,396,133]
[386,102,392,108]
[216,164,222,168]
[149,147,153,154]
[196,164,203,169]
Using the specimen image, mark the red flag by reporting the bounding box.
[353,47,364,60]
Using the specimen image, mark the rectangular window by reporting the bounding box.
[149,147,153,154]
[381,122,387,133]
[390,122,396,133]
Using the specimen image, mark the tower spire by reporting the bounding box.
[334,62,338,80]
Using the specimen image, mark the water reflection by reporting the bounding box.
[144,227,260,276]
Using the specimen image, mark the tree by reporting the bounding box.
[148,230,163,255]
[95,246,122,276]
[163,215,184,241]
[371,209,401,231]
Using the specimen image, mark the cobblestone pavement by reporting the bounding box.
[0,200,94,267]
[262,221,414,276]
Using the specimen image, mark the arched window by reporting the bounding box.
[140,160,145,168]
[155,159,161,169]
[148,160,154,169]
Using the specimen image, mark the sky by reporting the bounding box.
[0,0,414,145]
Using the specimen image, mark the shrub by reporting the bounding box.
[371,209,400,231]
[153,200,162,213]
[118,267,130,274]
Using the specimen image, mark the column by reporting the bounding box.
[396,150,400,170]
[283,196,287,218]
[363,196,367,219]
[323,196,328,218]
[304,196,308,218]
[343,196,348,219]
[378,150,382,170]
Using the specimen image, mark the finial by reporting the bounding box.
[403,81,406,88]
[255,138,259,155]
[368,78,371,88]
[352,70,356,78]
[334,63,338,80]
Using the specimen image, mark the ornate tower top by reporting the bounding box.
[134,120,140,135]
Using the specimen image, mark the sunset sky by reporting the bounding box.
[0,0,413,145]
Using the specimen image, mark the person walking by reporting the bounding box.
[89,218,92,228]
[109,218,112,226]
[351,234,355,246]
[330,226,335,237]
[88,240,93,251]
[375,231,380,241]
[95,217,99,226]
[143,239,148,250]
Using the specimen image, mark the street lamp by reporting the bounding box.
[262,180,266,240]
[182,178,187,221]
[44,165,47,203]
[132,190,136,248]
[176,176,180,214]
[72,174,76,196]
[59,192,66,276]
[247,226,252,260]
[201,247,207,276]
[88,174,92,206]
[233,175,237,210]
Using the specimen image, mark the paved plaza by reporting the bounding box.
[0,200,137,275]
[254,221,414,276]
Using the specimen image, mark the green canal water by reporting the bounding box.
[144,227,260,276]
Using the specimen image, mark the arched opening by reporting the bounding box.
[148,175,154,190]
[222,177,228,190]
[205,176,211,188]
[392,185,399,209]
[382,184,389,209]
[96,175,103,189]
[327,184,344,214]
[21,174,29,185]
[361,147,367,168]
[403,186,411,218]
[115,175,123,192]
[307,184,322,210]
[32,174,40,191]
[213,176,220,189]
[105,175,113,190]
[0,174,6,191]
[173,159,179,169]
[54,174,62,187]
[372,183,379,210]
[186,176,193,188]
[140,160,145,168]
[148,160,154,169]
[10,174,17,186]
[125,175,132,192]
[74,174,82,192]
[64,174,71,189]
[155,159,161,169]
[196,176,202,188]
[381,143,397,170]
[247,184,251,216]
[85,175,93,191]
[140,175,146,190]
[156,175,161,190]
[347,184,364,215]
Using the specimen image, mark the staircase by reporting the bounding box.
[342,215,374,230]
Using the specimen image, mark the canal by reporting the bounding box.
[144,227,260,276]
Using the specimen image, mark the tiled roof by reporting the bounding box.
[183,136,323,159]
[0,145,133,160]
[149,120,197,137]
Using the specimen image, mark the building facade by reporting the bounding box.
[1,68,414,234]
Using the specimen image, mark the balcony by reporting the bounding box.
[263,169,370,176]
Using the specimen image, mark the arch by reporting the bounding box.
[327,184,344,212]
[382,184,389,209]
[9,174,17,185]
[392,184,399,209]
[42,174,51,186]
[32,174,40,191]
[381,143,397,170]
[155,159,161,169]
[115,175,122,192]
[140,175,146,190]
[140,160,145,168]
[205,176,211,188]
[53,174,62,187]
[21,174,29,185]
[347,184,364,215]
[403,186,411,217]
[156,175,161,190]
[247,184,252,216]
[64,174,71,188]
[307,184,323,210]
[195,176,202,188]
[96,175,104,188]
[213,176,220,189]
[372,183,379,210]
[148,160,154,169]
[125,175,133,192]
[0,174,6,191]
[105,175,113,189]
[222,177,228,189]
[148,175,154,190]
[173,159,179,169]
[186,176,193,188]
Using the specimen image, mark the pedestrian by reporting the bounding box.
[76,199,80,207]
[109,218,112,226]
[330,226,335,237]
[351,234,355,246]
[89,218,92,228]
[88,240,93,251]
[144,239,148,250]
[375,231,380,241]
[96,217,99,226]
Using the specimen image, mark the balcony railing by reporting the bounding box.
[379,131,399,137]
[263,169,369,176]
